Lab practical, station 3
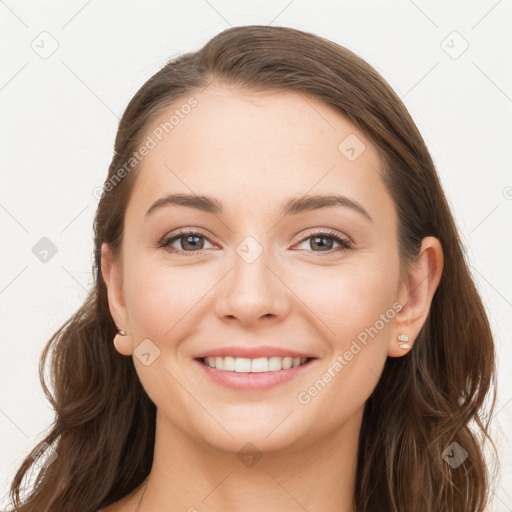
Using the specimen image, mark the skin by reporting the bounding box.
[100,84,443,512]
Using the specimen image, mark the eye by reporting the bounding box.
[159,229,216,255]
[158,228,353,256]
[293,229,352,255]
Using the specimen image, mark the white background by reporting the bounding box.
[1,0,511,509]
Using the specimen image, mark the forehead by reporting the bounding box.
[126,85,392,223]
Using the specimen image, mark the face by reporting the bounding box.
[103,84,410,453]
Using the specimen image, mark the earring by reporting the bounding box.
[113,329,130,355]
[398,334,411,349]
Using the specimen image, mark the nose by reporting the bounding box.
[214,240,290,327]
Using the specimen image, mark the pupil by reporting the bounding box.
[184,235,202,250]
[312,236,332,251]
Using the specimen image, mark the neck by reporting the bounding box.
[137,407,362,512]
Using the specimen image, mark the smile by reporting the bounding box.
[201,356,311,372]
[195,356,316,391]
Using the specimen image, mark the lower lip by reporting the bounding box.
[194,358,316,391]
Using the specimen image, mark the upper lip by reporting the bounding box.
[195,346,316,359]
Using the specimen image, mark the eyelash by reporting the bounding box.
[158,228,353,257]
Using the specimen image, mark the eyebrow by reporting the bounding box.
[145,193,373,222]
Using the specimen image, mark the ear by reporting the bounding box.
[388,236,444,357]
[101,243,132,356]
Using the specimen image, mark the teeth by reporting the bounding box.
[203,356,309,372]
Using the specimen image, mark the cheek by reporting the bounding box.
[123,257,211,340]
[293,264,398,429]
[295,259,398,346]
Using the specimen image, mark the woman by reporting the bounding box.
[7,25,497,512]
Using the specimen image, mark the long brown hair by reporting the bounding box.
[7,25,497,511]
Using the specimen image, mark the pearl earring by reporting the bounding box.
[113,329,129,354]
[398,334,411,349]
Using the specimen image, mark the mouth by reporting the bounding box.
[197,355,313,372]
[194,355,317,391]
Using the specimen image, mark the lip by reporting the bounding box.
[195,345,315,359]
[194,357,317,391]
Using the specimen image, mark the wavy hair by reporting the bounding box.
[7,25,497,511]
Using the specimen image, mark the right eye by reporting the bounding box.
[159,229,217,255]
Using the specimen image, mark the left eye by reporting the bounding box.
[294,231,352,253]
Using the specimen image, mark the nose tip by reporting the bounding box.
[215,260,289,326]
